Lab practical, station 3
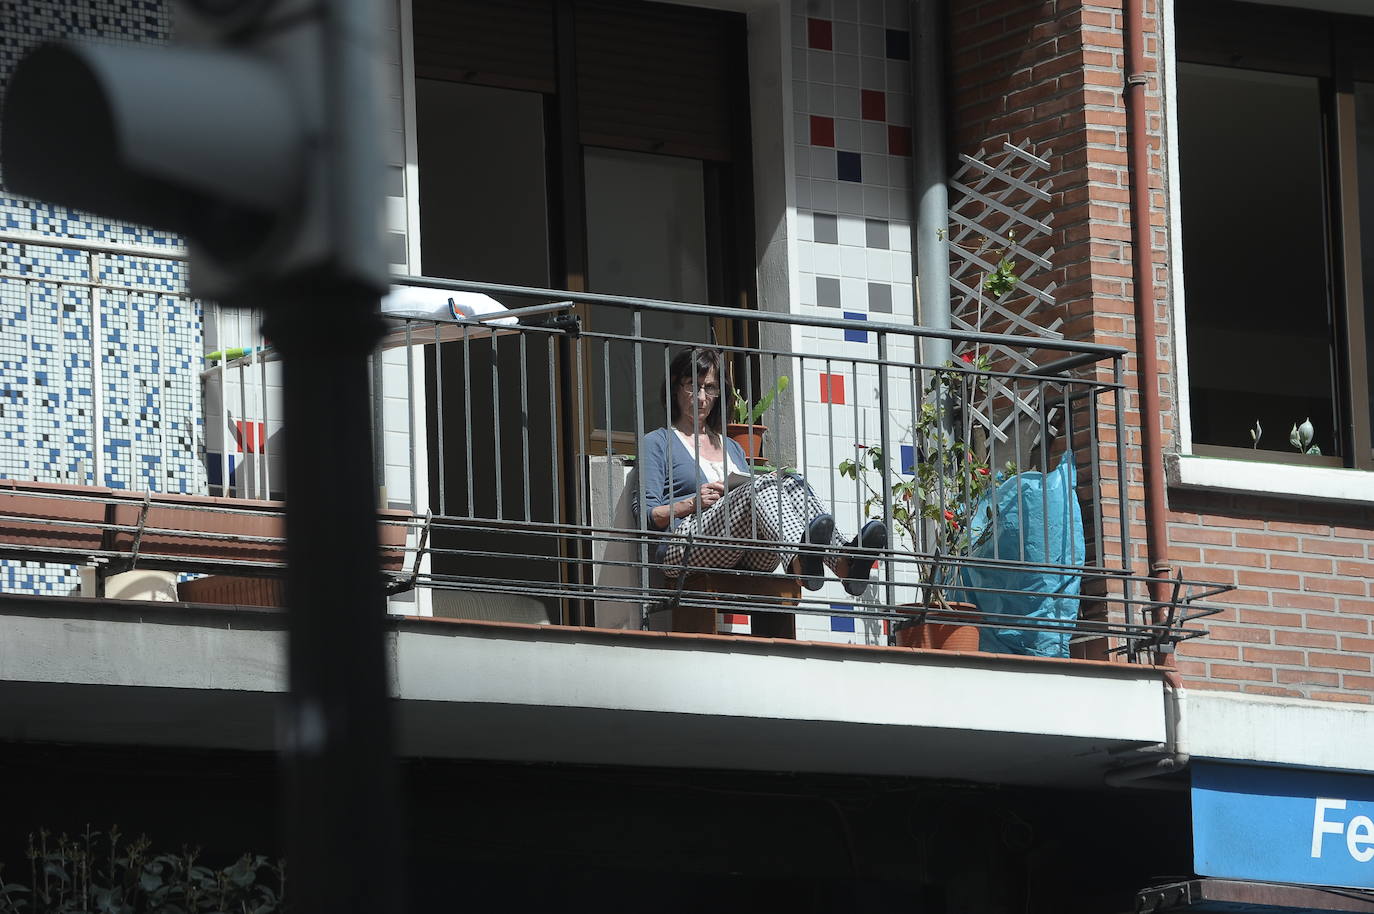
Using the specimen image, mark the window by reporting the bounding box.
[1176,1,1374,471]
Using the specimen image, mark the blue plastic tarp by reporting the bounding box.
[957,455,1086,657]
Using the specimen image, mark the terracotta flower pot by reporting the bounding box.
[894,601,981,652]
[726,422,768,462]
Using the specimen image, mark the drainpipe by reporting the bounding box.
[1105,678,1189,791]
[1105,680,1189,789]
[1104,752,1189,789]
[909,0,951,612]
[1123,0,1174,656]
[911,0,950,369]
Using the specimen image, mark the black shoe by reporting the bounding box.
[842,520,887,597]
[798,513,834,591]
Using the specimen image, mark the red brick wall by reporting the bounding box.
[949,0,1374,702]
[1169,494,1374,703]
[949,0,1167,619]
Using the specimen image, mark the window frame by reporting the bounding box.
[1165,0,1374,500]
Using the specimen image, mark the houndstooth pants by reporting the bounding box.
[663,473,847,576]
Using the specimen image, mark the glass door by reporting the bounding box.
[582,147,715,452]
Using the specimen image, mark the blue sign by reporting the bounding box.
[1193,761,1374,889]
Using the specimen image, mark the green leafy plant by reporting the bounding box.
[747,464,797,475]
[981,255,1020,298]
[840,353,1010,608]
[730,375,789,426]
[838,243,1023,608]
[0,826,286,914]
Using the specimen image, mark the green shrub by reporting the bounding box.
[0,827,286,914]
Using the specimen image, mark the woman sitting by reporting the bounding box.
[632,347,886,596]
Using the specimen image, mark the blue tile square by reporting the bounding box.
[205,454,236,487]
[843,311,869,342]
[830,605,855,632]
[837,151,863,182]
[900,444,915,474]
[885,29,910,60]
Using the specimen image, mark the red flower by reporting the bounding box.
[977,466,991,476]
[959,353,974,364]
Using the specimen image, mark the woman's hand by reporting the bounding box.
[695,481,726,511]
[653,481,728,528]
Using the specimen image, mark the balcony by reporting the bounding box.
[0,229,1228,652]
[0,231,1232,786]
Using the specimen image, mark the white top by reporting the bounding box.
[673,428,745,483]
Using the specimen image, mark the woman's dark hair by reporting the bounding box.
[665,347,725,433]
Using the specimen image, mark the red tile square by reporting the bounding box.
[810,115,835,148]
[861,90,886,122]
[807,17,833,50]
[819,373,846,405]
[235,419,265,453]
[888,125,912,156]
[723,613,749,626]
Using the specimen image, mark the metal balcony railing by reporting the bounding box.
[373,275,1227,659]
[0,229,1226,658]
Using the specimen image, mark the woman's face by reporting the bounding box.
[675,366,720,429]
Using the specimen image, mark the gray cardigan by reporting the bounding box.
[632,427,750,550]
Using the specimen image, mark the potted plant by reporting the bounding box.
[1249,417,1322,455]
[726,374,789,462]
[839,353,1000,650]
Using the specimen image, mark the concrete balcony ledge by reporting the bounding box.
[0,595,1175,789]
[1179,690,1374,777]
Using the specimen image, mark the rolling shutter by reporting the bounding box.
[575,1,738,162]
[413,0,556,93]
[412,0,742,161]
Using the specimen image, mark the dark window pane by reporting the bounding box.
[416,81,559,610]
[584,148,710,436]
[1358,82,1374,454]
[416,80,550,290]
[1179,63,1339,455]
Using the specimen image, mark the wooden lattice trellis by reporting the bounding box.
[946,141,1062,457]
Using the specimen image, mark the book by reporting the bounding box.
[725,470,759,488]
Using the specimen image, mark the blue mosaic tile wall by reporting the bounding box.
[1,0,182,247]
[1,0,206,595]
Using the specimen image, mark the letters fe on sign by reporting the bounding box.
[1192,761,1374,890]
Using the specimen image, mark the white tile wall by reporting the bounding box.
[788,0,923,642]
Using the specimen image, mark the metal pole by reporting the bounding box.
[911,0,951,371]
[269,289,400,914]
[275,0,401,907]
[877,333,896,609]
[89,255,106,487]
[371,348,386,497]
